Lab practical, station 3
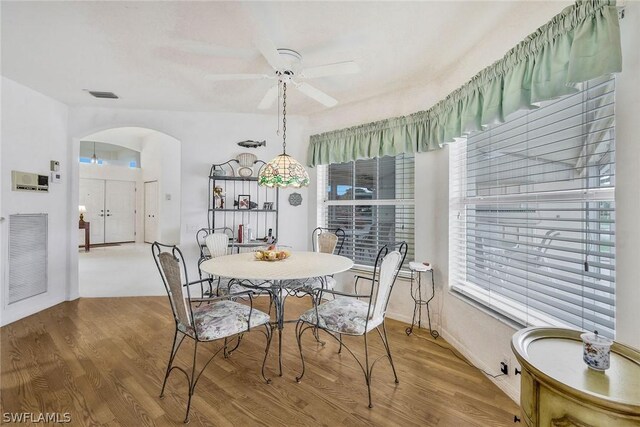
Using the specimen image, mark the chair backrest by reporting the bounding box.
[312,227,345,255]
[538,230,560,255]
[368,242,408,326]
[196,227,233,259]
[152,242,194,332]
[205,233,230,258]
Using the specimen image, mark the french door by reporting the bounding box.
[79,178,136,244]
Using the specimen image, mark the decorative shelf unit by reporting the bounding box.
[208,159,279,247]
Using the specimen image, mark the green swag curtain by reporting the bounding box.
[307,0,622,167]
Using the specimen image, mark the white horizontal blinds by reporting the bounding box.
[450,76,616,337]
[322,154,415,269]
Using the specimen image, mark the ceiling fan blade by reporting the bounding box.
[253,36,285,70]
[258,85,279,110]
[295,82,338,108]
[299,61,360,79]
[204,73,271,81]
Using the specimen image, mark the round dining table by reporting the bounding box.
[199,251,354,375]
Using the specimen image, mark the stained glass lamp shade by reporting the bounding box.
[258,81,310,188]
[259,154,310,188]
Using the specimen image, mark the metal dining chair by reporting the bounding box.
[152,242,273,423]
[196,227,234,296]
[281,227,346,294]
[294,242,408,408]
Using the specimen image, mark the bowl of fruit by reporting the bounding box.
[254,245,291,262]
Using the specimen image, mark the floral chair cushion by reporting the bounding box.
[189,300,270,341]
[281,276,337,293]
[207,278,272,297]
[300,297,380,336]
[207,277,233,296]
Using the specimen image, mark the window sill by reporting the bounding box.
[447,287,524,331]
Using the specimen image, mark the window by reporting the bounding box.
[450,76,616,337]
[319,154,414,270]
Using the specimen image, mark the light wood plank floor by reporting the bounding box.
[1,296,519,426]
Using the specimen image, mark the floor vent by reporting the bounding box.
[9,214,48,304]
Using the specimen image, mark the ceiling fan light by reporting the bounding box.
[258,154,310,188]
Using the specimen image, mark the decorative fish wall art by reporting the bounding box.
[237,140,266,148]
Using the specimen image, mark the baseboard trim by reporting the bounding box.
[386,308,518,402]
[439,329,520,403]
[1,295,66,327]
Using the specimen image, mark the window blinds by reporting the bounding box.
[319,154,415,270]
[449,76,616,337]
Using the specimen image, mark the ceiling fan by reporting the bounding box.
[204,35,360,109]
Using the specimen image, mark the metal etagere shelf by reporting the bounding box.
[208,159,279,248]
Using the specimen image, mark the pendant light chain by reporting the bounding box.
[282,82,287,155]
[276,81,281,137]
[257,79,309,188]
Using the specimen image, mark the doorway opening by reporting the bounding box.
[77,127,181,297]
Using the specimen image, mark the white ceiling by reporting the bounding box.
[1,1,569,115]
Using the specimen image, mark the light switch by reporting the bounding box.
[165,193,171,201]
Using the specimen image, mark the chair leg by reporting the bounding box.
[261,324,273,384]
[338,333,343,354]
[184,340,199,423]
[223,337,229,358]
[295,320,307,382]
[364,333,373,408]
[378,322,399,384]
[160,329,182,398]
[226,334,243,357]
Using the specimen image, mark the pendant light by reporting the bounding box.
[90,141,98,164]
[258,82,310,188]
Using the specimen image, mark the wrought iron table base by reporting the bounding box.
[230,276,327,377]
[406,268,439,339]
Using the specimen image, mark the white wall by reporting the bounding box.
[140,132,181,244]
[308,5,640,402]
[67,107,310,286]
[0,77,70,325]
[613,2,640,349]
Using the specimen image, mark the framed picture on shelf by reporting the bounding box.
[262,202,274,210]
[237,195,251,210]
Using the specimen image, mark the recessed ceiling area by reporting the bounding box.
[1,1,570,114]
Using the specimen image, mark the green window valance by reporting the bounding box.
[307,0,622,167]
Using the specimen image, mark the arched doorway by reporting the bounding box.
[74,127,181,297]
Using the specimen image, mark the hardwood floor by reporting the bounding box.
[1,296,519,426]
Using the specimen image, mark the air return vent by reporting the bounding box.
[88,90,119,99]
[9,214,48,304]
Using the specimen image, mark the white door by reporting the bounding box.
[105,180,136,243]
[144,181,159,243]
[79,178,105,244]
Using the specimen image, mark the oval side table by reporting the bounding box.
[511,327,640,426]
